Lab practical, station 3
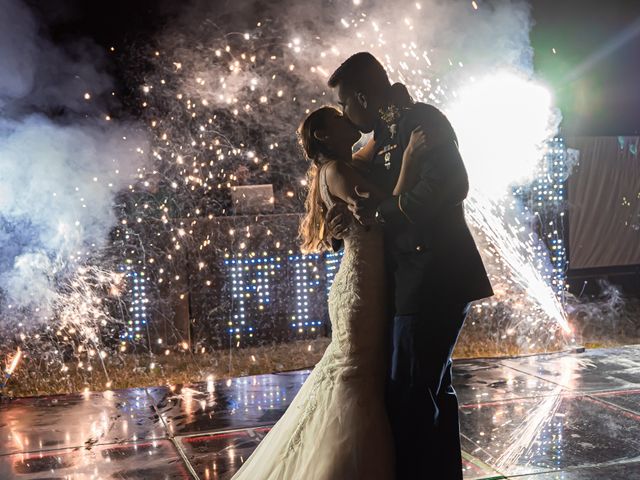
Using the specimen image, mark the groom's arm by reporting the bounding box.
[376,105,469,226]
[326,203,348,252]
[330,238,343,252]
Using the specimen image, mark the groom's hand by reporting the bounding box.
[326,203,351,239]
[347,186,376,225]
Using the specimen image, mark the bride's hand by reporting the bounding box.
[404,126,428,165]
[392,126,429,196]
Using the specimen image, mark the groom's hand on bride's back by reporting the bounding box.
[347,186,376,225]
[326,203,351,240]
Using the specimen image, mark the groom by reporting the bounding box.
[326,52,493,479]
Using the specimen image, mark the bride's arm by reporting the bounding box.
[324,160,385,207]
[352,137,375,164]
[392,127,428,196]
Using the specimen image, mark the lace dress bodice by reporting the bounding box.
[317,161,387,360]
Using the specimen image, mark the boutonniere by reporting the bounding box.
[379,104,401,139]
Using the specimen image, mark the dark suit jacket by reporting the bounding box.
[371,100,494,314]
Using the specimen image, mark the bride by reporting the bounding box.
[231,105,427,480]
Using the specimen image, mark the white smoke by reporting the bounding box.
[0,0,149,323]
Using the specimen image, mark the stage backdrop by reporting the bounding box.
[567,136,640,269]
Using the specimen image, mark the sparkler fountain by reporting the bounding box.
[1,348,21,391]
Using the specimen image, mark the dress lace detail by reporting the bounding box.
[285,343,338,452]
[231,160,394,480]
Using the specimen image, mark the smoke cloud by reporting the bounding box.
[0,0,149,323]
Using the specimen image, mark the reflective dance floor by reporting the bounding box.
[1,345,639,479]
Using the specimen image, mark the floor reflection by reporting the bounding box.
[0,439,188,479]
[0,346,638,479]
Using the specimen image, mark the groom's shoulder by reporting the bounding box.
[402,102,449,126]
[399,102,454,138]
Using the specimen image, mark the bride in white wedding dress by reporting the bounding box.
[231,106,426,480]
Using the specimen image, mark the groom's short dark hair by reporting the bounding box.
[328,52,390,93]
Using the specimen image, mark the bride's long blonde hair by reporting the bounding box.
[297,107,339,254]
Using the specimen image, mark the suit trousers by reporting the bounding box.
[387,301,470,480]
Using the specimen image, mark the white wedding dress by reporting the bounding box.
[231,162,394,480]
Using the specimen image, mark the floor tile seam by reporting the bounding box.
[502,457,640,478]
[461,431,507,475]
[582,393,640,420]
[461,354,553,363]
[496,362,572,391]
[144,386,174,438]
[0,435,170,458]
[460,392,566,409]
[459,387,639,409]
[169,435,201,480]
[0,446,80,458]
[498,361,640,396]
[175,422,277,440]
[461,449,506,479]
[459,391,567,408]
[144,387,200,480]
[588,387,640,396]
[456,347,585,364]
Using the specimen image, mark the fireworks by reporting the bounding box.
[0,0,578,394]
[123,0,572,350]
[1,348,22,390]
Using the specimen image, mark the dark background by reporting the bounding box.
[25,0,640,136]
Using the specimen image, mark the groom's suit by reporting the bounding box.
[370,91,493,479]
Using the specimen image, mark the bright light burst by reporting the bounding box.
[447,72,557,199]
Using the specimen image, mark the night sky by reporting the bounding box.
[25,0,640,135]
[530,0,640,135]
